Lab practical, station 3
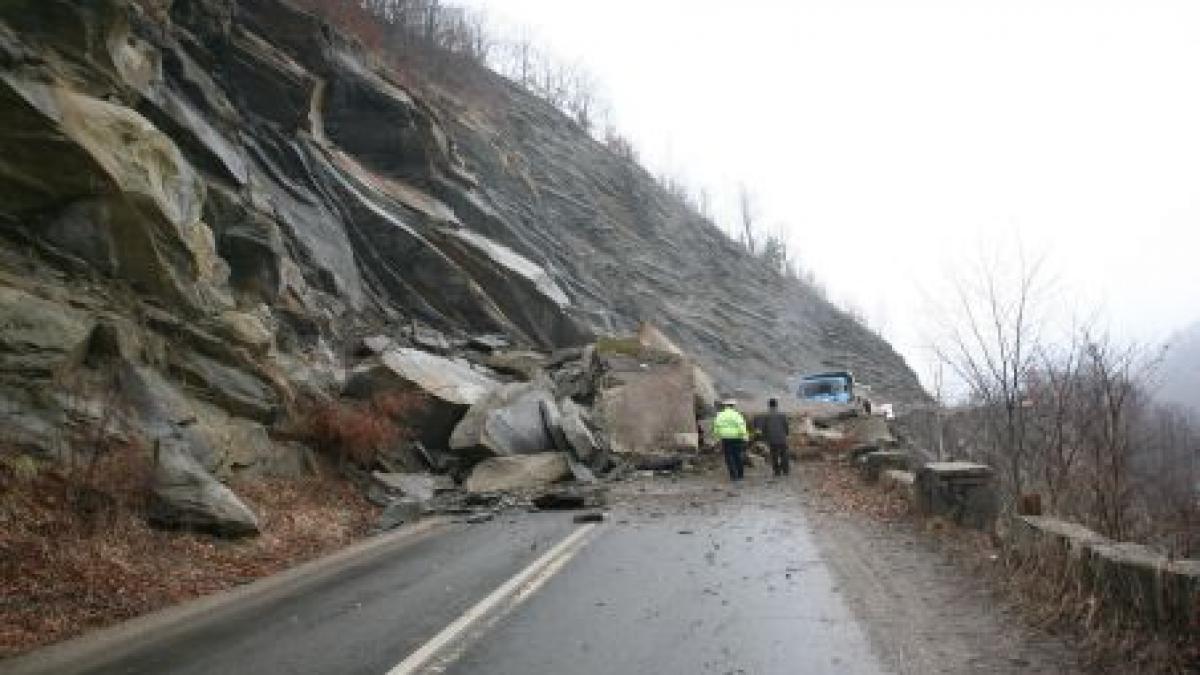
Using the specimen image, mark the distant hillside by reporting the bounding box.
[1159,321,1200,415]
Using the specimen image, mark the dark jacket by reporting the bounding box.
[761,411,789,446]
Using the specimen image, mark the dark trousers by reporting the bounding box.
[770,443,790,476]
[721,439,746,480]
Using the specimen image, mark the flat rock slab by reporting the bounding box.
[922,461,994,478]
[347,348,499,447]
[465,452,570,493]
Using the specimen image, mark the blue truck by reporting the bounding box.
[796,371,855,404]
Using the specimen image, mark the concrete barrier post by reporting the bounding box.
[914,461,997,531]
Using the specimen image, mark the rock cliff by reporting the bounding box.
[0,0,926,500]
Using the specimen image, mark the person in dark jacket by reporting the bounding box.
[762,398,790,477]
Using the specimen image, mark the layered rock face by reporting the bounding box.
[0,0,925,529]
[422,70,927,403]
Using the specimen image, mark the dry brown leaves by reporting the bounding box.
[806,460,912,523]
[0,458,378,659]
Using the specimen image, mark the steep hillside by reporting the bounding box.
[0,0,925,472]
[414,66,923,401]
[1160,320,1200,415]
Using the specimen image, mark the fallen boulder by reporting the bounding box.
[845,415,895,447]
[857,450,910,483]
[148,440,260,537]
[369,471,441,504]
[376,498,423,532]
[594,357,694,455]
[346,348,498,448]
[634,324,716,417]
[450,383,556,457]
[465,452,570,493]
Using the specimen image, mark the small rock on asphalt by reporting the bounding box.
[573,512,606,523]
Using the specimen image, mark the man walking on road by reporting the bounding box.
[762,397,790,477]
[713,399,749,481]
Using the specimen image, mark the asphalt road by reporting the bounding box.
[31,478,886,675]
[445,498,882,675]
[83,515,579,675]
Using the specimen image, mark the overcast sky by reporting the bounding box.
[462,0,1200,385]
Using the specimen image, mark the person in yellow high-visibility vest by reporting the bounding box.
[712,399,750,481]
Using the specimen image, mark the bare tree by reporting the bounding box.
[604,125,637,161]
[930,244,1048,499]
[1025,330,1086,512]
[737,184,757,255]
[1074,332,1153,539]
[696,187,712,221]
[927,359,948,460]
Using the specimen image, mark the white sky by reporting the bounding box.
[462,0,1200,385]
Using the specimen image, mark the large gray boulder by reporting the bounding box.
[464,453,570,493]
[594,358,695,455]
[346,348,499,448]
[148,440,260,537]
[450,383,556,457]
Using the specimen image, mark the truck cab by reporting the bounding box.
[796,371,855,404]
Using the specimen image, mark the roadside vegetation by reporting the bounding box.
[911,243,1199,670]
[0,447,378,657]
[923,245,1198,556]
[0,378,426,657]
[300,391,426,468]
[812,457,1197,672]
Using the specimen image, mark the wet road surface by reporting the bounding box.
[446,492,883,674]
[21,470,1082,674]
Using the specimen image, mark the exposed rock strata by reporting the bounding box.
[0,0,927,536]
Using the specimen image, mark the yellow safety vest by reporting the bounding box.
[712,408,749,441]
